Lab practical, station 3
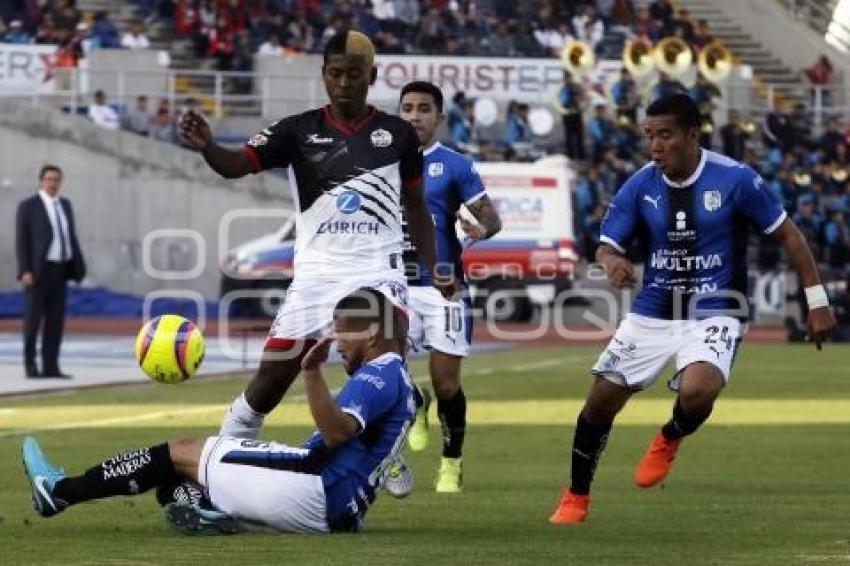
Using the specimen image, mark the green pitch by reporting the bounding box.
[2,344,849,565]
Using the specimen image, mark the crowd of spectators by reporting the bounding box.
[83,89,202,145]
[132,0,635,63]
[1,0,847,269]
[0,0,720,65]
[116,0,731,73]
[0,1,153,50]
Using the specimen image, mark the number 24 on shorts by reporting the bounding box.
[704,325,733,350]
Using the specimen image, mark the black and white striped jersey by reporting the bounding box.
[243,105,423,279]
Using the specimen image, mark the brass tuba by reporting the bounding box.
[698,40,733,83]
[623,37,656,78]
[561,40,595,77]
[654,36,693,77]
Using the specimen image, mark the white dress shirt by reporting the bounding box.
[121,32,151,50]
[88,103,120,130]
[38,190,72,263]
[257,42,283,56]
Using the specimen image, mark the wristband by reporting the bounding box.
[804,284,829,309]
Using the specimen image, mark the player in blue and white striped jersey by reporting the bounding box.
[550,94,836,524]
[22,289,415,534]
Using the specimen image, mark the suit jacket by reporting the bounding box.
[16,194,86,283]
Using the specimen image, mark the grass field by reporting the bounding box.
[2,344,850,565]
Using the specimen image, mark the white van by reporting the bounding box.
[463,155,578,320]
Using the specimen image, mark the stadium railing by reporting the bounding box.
[11,68,848,140]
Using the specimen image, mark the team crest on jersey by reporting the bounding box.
[428,162,444,177]
[247,133,268,147]
[370,129,393,148]
[703,190,722,212]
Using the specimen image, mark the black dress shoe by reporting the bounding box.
[25,367,41,378]
[42,372,72,379]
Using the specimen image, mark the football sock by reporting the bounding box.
[412,383,425,409]
[570,412,612,496]
[661,399,710,440]
[220,392,265,439]
[53,443,177,507]
[438,387,466,458]
[156,480,213,509]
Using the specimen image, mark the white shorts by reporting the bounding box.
[198,436,329,533]
[407,286,472,357]
[269,272,408,341]
[591,314,745,391]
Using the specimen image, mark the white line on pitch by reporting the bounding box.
[0,375,437,438]
[508,359,564,372]
[471,368,494,375]
[0,405,224,438]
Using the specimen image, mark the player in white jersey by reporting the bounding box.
[178,30,449,440]
[550,94,836,524]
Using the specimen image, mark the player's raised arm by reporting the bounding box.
[178,109,255,179]
[770,219,836,349]
[301,338,361,448]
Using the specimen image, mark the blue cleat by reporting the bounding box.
[21,436,67,518]
[163,502,243,536]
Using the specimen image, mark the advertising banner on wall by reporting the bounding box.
[0,44,57,95]
[371,55,623,104]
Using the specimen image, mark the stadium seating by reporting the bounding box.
[1,0,846,266]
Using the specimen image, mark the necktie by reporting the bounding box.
[54,201,69,261]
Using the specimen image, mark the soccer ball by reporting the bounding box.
[134,315,205,383]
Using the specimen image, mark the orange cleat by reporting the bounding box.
[634,430,682,488]
[548,489,590,525]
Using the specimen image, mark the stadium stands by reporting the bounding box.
[1,0,846,266]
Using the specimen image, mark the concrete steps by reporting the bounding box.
[676,0,807,106]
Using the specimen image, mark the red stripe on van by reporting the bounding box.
[532,177,557,188]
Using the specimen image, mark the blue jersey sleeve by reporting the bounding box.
[734,167,787,234]
[453,155,486,204]
[335,366,398,431]
[599,174,641,253]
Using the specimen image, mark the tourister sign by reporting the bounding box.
[371,55,622,103]
[0,44,57,95]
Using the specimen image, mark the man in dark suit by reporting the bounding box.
[15,165,86,379]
